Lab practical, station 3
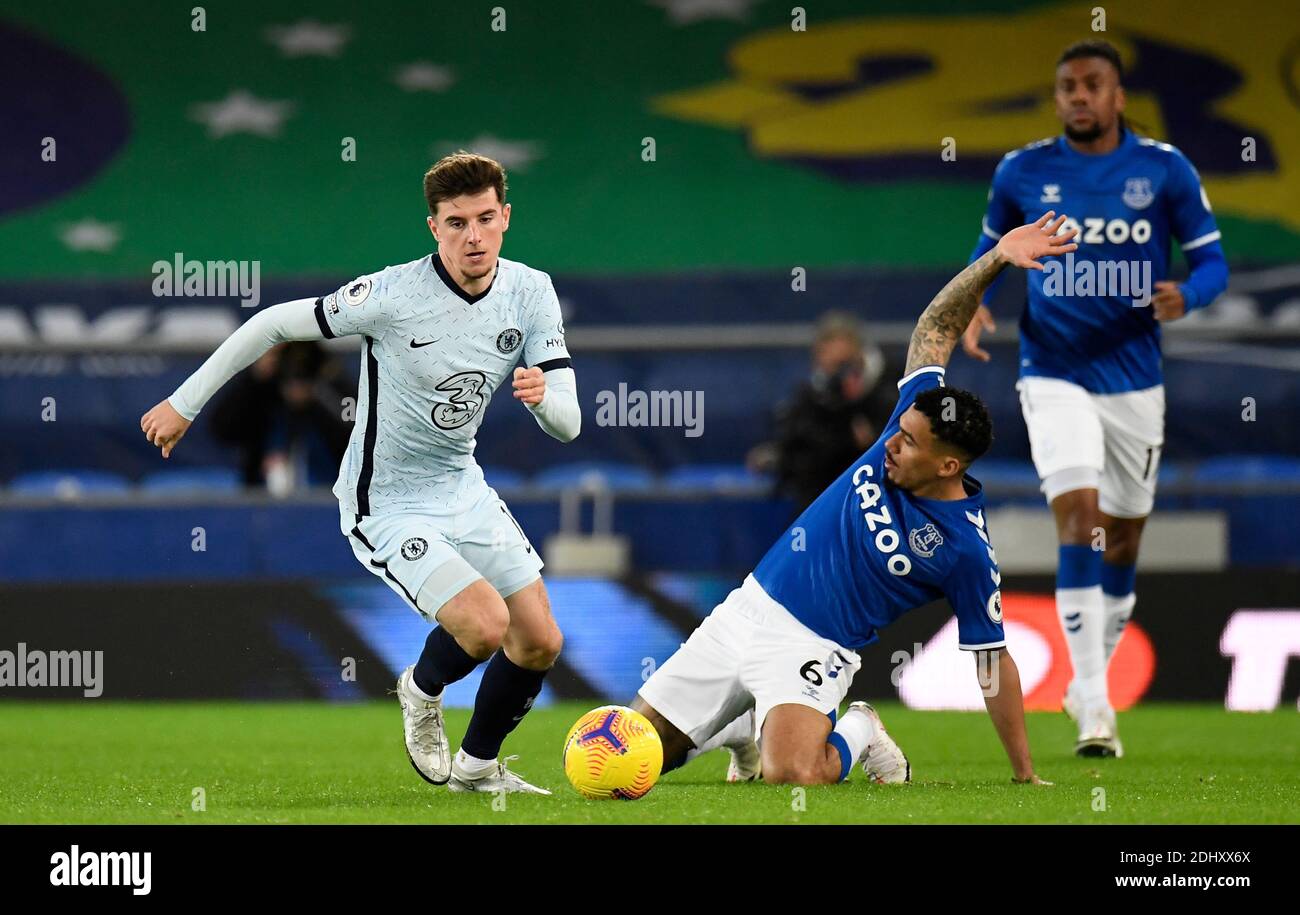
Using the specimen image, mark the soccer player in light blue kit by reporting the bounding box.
[141,154,579,794]
[961,41,1229,756]
[635,214,1079,787]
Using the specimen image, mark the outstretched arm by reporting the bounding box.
[978,649,1050,785]
[140,297,325,458]
[905,212,1077,374]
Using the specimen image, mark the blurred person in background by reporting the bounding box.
[210,341,354,494]
[750,311,897,510]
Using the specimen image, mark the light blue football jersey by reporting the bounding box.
[315,253,570,515]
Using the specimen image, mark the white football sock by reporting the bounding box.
[455,748,496,773]
[408,678,442,703]
[685,709,755,763]
[1058,585,1107,706]
[1103,592,1137,665]
[832,707,877,763]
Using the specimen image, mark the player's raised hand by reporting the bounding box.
[512,366,546,406]
[962,304,997,362]
[1151,281,1187,321]
[140,398,192,459]
[995,211,1078,271]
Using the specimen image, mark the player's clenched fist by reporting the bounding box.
[512,366,546,406]
[1150,280,1187,322]
[140,399,191,459]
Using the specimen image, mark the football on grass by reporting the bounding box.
[562,705,663,799]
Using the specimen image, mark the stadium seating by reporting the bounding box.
[532,461,656,493]
[7,469,131,498]
[139,467,243,494]
[662,463,770,493]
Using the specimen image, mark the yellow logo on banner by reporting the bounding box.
[654,1,1300,230]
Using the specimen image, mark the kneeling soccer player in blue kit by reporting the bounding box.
[635,213,1080,787]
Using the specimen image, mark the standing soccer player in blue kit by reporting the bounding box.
[634,213,1079,787]
[961,40,1229,756]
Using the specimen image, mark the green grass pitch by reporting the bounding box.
[1,701,1295,824]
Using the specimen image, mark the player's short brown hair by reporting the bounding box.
[423,152,508,217]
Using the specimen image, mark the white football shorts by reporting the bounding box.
[638,574,861,747]
[1017,375,1165,519]
[339,480,543,622]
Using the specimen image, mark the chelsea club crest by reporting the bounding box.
[496,328,522,354]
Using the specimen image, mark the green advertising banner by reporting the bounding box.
[6,0,1298,280]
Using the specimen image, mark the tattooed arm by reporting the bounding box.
[904,212,1078,375]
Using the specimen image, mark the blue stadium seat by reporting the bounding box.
[139,467,243,493]
[1191,454,1300,487]
[479,465,528,490]
[970,459,1039,489]
[663,463,770,492]
[532,462,656,492]
[8,469,131,497]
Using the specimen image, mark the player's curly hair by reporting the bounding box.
[1058,39,1124,82]
[912,386,993,467]
[423,152,508,217]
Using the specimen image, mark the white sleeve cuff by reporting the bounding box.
[896,365,946,389]
[526,366,580,443]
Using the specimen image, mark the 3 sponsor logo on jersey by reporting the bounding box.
[851,462,911,577]
[496,327,522,354]
[908,523,944,558]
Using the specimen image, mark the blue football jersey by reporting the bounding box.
[752,366,1006,651]
[976,128,1220,393]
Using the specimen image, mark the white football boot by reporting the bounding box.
[395,665,451,785]
[725,740,762,782]
[449,755,552,795]
[1061,681,1082,722]
[848,702,911,784]
[1075,703,1124,758]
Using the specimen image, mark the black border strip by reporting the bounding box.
[313,297,335,339]
[355,337,379,515]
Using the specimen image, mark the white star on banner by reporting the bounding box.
[433,135,543,170]
[60,219,121,252]
[395,62,456,92]
[648,0,758,26]
[190,90,294,139]
[264,20,352,57]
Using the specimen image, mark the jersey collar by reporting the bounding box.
[905,472,985,507]
[1056,124,1136,160]
[431,251,498,304]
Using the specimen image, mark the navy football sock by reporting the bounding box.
[461,651,548,760]
[412,626,480,697]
